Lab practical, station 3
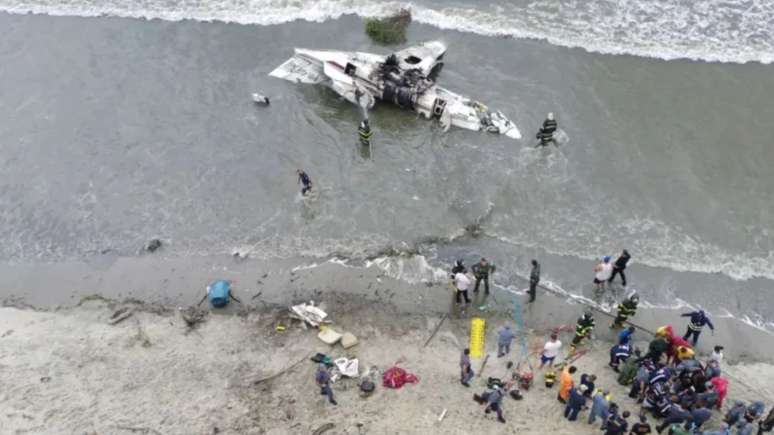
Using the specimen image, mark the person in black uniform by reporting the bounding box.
[609,249,631,286]
[535,112,558,147]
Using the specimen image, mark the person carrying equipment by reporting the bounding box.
[297,169,313,196]
[570,310,595,351]
[472,257,496,294]
[681,309,714,346]
[535,112,558,147]
[612,293,639,328]
[358,119,373,146]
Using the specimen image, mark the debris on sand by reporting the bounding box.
[144,239,162,253]
[179,306,207,329]
[108,307,134,325]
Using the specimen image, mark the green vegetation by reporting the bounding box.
[365,9,412,45]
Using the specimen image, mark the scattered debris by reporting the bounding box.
[290,302,328,328]
[40,376,51,383]
[340,332,358,349]
[318,327,343,345]
[179,306,207,329]
[1,329,13,338]
[251,353,312,385]
[251,93,270,105]
[144,239,162,253]
[114,425,163,435]
[359,379,375,397]
[477,354,490,378]
[437,408,447,422]
[133,323,152,348]
[109,307,134,325]
[334,358,359,377]
[382,366,418,389]
[251,291,263,301]
[423,313,448,348]
[312,423,334,435]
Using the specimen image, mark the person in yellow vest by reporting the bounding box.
[358,119,373,146]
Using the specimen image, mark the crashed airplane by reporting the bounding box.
[269,41,521,139]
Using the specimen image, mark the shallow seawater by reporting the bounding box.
[0,11,773,329]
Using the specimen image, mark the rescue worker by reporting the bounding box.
[529,259,540,302]
[564,384,588,421]
[608,342,632,372]
[297,169,312,196]
[618,326,636,345]
[681,309,714,346]
[535,112,558,147]
[758,406,774,435]
[612,293,639,328]
[358,118,373,146]
[471,257,495,294]
[608,249,631,286]
[571,311,596,351]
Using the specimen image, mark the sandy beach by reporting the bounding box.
[2,260,772,434]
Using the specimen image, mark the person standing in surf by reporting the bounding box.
[535,112,558,147]
[594,256,613,291]
[297,169,312,196]
[608,249,631,287]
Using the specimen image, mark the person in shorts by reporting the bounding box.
[540,333,562,368]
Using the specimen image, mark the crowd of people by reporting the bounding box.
[444,249,773,434]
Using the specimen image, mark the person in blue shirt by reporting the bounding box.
[681,310,714,346]
[618,326,636,345]
[315,363,337,405]
[497,325,516,357]
[297,169,313,196]
[484,385,507,423]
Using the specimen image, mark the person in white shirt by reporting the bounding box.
[454,272,472,305]
[710,345,724,365]
[593,256,613,291]
[540,333,563,368]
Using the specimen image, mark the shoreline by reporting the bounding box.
[1,289,772,434]
[2,253,773,365]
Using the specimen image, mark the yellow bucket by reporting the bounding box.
[469,317,486,358]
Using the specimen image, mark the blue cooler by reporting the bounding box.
[207,280,231,308]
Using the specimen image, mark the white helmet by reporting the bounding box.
[547,112,555,121]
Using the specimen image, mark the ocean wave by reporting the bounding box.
[1,0,772,64]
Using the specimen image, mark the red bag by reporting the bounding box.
[382,366,419,389]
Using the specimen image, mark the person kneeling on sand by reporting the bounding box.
[315,363,337,406]
[481,384,507,423]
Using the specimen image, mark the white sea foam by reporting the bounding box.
[0,0,772,64]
